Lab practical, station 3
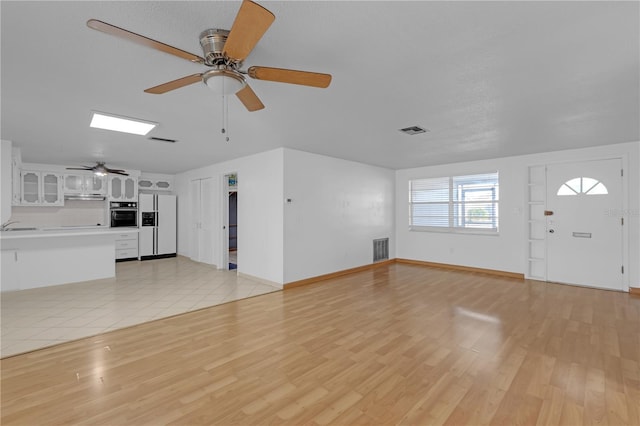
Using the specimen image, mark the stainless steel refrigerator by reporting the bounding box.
[139,193,177,260]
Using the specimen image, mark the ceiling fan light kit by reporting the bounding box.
[86,0,332,112]
[203,68,246,95]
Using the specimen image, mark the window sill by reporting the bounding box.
[409,226,500,236]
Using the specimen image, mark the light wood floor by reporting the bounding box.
[1,263,639,425]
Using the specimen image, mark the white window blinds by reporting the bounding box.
[409,172,499,232]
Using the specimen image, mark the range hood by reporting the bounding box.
[64,194,106,201]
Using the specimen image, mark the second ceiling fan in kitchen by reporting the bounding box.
[87,0,332,112]
[66,162,129,176]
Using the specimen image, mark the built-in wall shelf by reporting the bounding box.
[526,165,547,281]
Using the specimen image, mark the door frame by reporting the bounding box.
[525,154,629,291]
[218,172,237,271]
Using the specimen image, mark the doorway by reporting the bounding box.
[225,173,238,270]
[545,158,624,290]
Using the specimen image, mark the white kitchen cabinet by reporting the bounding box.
[20,171,63,206]
[114,231,138,261]
[1,140,12,223]
[63,173,106,196]
[1,250,20,292]
[108,175,138,201]
[11,147,22,205]
[138,174,173,192]
[85,174,107,194]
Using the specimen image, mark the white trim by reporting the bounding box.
[237,272,282,290]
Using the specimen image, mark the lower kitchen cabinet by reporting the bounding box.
[114,231,139,261]
[1,250,20,292]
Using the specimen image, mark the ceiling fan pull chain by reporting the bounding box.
[225,92,230,142]
[221,94,230,142]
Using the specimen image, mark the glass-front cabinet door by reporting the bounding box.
[21,171,40,204]
[41,173,62,205]
[84,175,106,195]
[123,177,137,201]
[138,178,154,190]
[64,174,84,194]
[110,176,123,200]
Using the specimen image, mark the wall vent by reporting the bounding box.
[399,125,429,135]
[373,238,389,262]
[148,136,177,143]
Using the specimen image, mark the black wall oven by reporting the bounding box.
[110,202,138,227]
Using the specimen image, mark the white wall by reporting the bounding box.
[396,141,640,288]
[175,148,285,285]
[283,149,395,283]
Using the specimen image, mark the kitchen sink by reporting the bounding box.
[2,227,38,231]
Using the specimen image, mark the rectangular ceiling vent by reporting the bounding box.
[148,136,177,143]
[399,125,429,135]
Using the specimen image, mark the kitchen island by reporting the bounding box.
[1,227,139,292]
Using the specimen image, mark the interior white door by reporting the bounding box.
[157,194,177,255]
[189,178,214,264]
[199,178,215,265]
[546,158,623,290]
[190,180,201,261]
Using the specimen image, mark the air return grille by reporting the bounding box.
[399,126,428,135]
[148,136,177,143]
[373,238,389,262]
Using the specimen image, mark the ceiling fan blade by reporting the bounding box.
[223,0,275,62]
[144,74,203,94]
[248,66,331,88]
[236,84,265,112]
[106,168,127,173]
[109,170,130,176]
[66,167,93,171]
[87,19,205,64]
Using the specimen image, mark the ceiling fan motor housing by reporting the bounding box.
[199,28,233,66]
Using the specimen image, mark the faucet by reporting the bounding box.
[0,220,19,231]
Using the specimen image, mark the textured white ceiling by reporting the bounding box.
[1,1,638,173]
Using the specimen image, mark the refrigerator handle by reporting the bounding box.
[152,227,155,254]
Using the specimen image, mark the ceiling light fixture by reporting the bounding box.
[93,164,108,177]
[203,69,246,96]
[90,111,157,135]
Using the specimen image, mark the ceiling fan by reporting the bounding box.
[66,162,129,176]
[87,0,332,111]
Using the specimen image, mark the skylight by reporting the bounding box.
[90,111,157,136]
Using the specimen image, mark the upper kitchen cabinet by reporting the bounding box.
[20,171,63,206]
[1,140,12,223]
[138,173,174,192]
[11,147,22,206]
[108,175,138,202]
[63,173,106,196]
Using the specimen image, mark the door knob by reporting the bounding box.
[549,229,555,233]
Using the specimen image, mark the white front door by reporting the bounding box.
[546,159,623,290]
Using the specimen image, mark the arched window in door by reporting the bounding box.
[557,177,608,196]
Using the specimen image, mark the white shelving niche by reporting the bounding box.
[526,165,546,280]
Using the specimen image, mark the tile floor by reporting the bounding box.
[0,255,280,358]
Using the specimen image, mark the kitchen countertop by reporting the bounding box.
[0,226,139,240]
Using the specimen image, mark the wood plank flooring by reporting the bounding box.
[1,263,639,425]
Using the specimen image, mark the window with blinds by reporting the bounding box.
[409,172,499,233]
